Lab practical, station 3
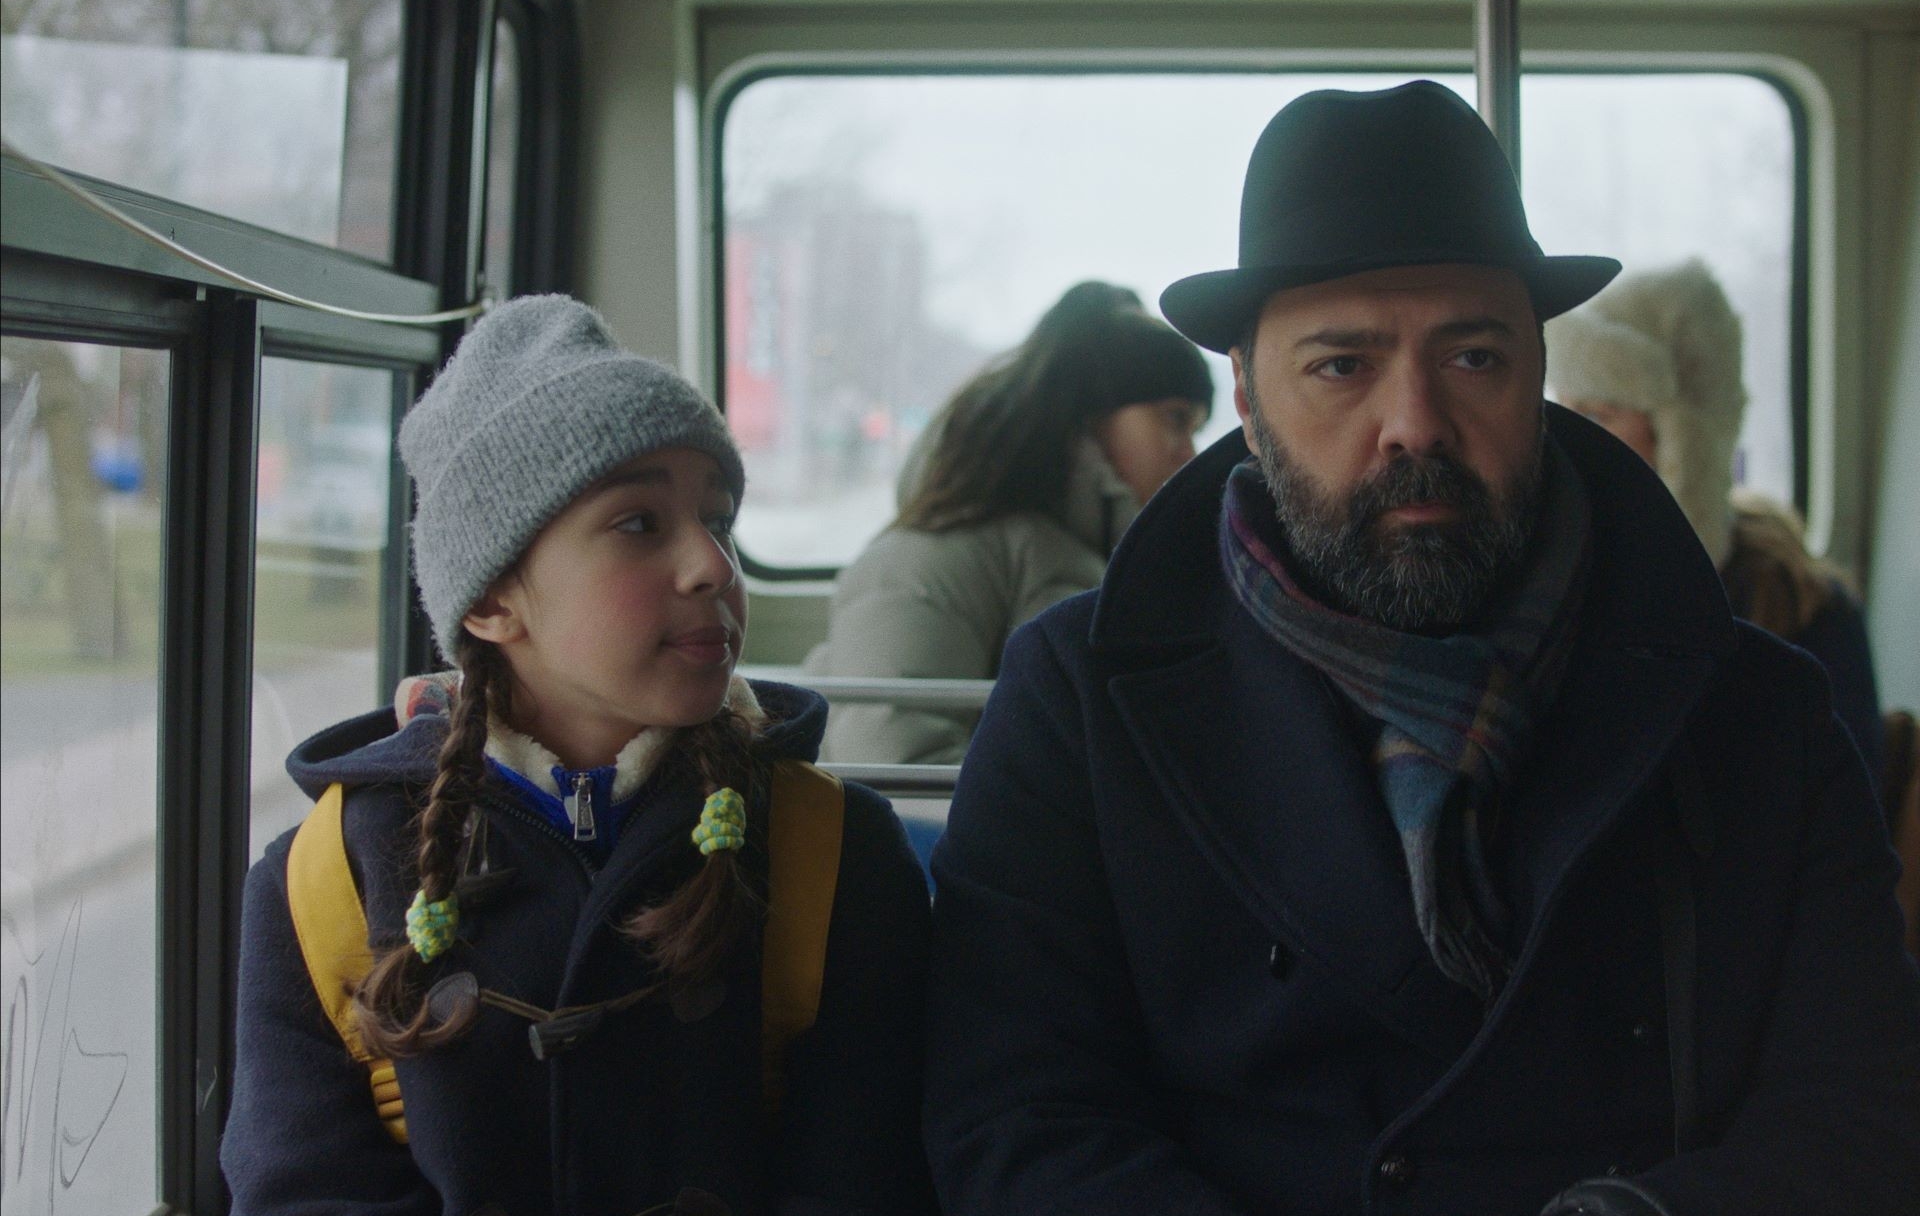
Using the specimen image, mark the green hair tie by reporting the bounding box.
[406,888,460,962]
[690,788,747,857]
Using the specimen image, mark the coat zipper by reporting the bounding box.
[564,772,598,843]
[479,792,596,881]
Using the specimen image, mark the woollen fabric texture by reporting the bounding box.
[400,294,746,657]
[1217,440,1592,1002]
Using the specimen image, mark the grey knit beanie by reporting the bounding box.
[400,294,745,658]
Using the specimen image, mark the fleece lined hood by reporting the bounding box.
[1545,259,1747,566]
[285,678,830,800]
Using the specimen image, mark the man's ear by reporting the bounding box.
[1230,347,1258,449]
[463,588,526,645]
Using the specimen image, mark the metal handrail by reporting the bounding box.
[819,763,962,798]
[1475,0,1522,176]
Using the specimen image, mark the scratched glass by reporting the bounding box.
[0,0,403,261]
[0,336,167,1212]
[249,359,397,859]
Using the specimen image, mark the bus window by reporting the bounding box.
[0,1,402,260]
[717,70,1797,573]
[1525,73,1795,506]
[1,336,169,1210]
[249,360,397,857]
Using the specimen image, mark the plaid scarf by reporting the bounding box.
[1218,440,1591,1002]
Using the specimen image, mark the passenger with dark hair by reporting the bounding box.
[808,280,1213,764]
[924,83,1920,1216]
[1546,259,1883,777]
[221,296,934,1215]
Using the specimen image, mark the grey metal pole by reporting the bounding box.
[1476,0,1522,178]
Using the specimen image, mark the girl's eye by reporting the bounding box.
[706,514,737,540]
[614,512,656,535]
[1451,348,1501,371]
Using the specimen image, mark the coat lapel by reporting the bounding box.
[1503,644,1719,958]
[1110,602,1483,1060]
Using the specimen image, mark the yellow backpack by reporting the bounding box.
[285,759,845,1144]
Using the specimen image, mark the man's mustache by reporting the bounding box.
[1348,455,1494,529]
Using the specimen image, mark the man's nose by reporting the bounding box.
[1375,362,1455,460]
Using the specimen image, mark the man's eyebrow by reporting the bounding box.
[1293,327,1395,352]
[1429,315,1516,342]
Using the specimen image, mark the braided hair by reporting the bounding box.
[355,631,509,1055]
[353,632,772,1057]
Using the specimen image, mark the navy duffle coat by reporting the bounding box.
[223,682,935,1216]
[925,408,1920,1215]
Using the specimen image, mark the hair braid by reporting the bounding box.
[354,631,504,1056]
[620,702,770,988]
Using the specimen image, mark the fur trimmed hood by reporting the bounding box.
[1545,259,1747,565]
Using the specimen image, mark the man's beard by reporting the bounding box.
[1247,409,1542,634]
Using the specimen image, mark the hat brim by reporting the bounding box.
[1160,253,1623,354]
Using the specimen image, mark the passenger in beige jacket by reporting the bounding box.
[807,282,1213,763]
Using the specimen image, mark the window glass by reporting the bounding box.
[0,336,168,1211]
[1522,74,1794,500]
[1,2,403,261]
[483,16,522,302]
[720,72,1795,569]
[250,359,394,857]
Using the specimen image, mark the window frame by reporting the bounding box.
[705,55,1812,581]
[0,0,578,1209]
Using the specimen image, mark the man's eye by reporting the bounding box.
[1317,355,1364,379]
[1452,348,1501,370]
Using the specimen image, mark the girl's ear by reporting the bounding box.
[462,588,526,645]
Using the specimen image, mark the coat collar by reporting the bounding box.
[1094,406,1739,1050]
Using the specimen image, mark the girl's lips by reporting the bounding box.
[665,627,735,665]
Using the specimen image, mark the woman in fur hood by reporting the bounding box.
[1547,258,1884,781]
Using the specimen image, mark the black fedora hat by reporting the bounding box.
[1160,81,1620,353]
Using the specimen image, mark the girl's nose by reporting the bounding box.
[679,525,739,595]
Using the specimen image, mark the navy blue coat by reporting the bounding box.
[925,409,1920,1215]
[223,682,935,1216]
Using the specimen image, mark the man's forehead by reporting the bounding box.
[1256,263,1536,334]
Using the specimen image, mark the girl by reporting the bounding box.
[807,281,1213,767]
[222,296,934,1215]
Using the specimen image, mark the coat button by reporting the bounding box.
[1377,1154,1416,1186]
[1268,942,1293,979]
[1630,1019,1659,1047]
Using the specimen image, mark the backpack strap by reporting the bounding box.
[286,783,408,1144]
[760,759,846,1114]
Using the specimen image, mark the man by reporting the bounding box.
[923,82,1920,1216]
